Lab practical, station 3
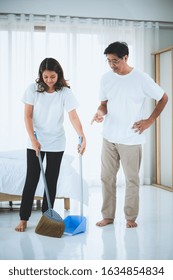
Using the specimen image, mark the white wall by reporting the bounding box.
[0,0,173,22]
[159,28,173,49]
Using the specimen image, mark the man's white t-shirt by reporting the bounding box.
[22,83,78,151]
[99,68,165,145]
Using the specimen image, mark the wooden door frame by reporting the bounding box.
[152,46,173,191]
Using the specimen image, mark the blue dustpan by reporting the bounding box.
[64,215,86,235]
[64,137,86,235]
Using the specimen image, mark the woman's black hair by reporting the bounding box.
[36,57,70,92]
[104,41,129,58]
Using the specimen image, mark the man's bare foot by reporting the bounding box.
[15,220,27,232]
[126,220,137,228]
[96,218,114,227]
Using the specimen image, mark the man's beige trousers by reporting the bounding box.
[101,138,142,221]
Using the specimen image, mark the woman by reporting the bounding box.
[15,58,86,232]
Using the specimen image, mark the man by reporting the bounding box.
[92,41,168,228]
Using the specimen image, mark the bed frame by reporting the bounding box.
[0,193,70,210]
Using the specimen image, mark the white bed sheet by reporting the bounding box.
[0,150,88,205]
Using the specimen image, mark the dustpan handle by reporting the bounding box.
[34,132,52,210]
[79,136,83,216]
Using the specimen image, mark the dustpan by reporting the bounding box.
[35,135,65,238]
[64,137,86,235]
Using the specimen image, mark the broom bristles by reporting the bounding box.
[35,215,65,238]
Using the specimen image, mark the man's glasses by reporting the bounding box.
[106,58,121,65]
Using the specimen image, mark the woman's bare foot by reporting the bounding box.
[96,218,114,227]
[15,220,27,232]
[126,220,137,228]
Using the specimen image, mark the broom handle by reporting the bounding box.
[34,132,52,210]
[79,136,83,216]
[38,152,52,210]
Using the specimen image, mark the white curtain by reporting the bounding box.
[0,14,159,185]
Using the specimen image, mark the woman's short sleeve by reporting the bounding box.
[21,83,37,105]
[63,88,79,112]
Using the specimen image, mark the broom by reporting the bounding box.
[35,150,65,238]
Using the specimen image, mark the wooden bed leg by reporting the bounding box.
[9,201,13,210]
[36,200,41,209]
[64,198,70,210]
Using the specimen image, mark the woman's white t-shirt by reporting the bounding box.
[22,83,78,151]
[99,68,165,145]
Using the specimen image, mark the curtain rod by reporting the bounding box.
[0,13,173,28]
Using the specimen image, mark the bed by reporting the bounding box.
[0,150,88,210]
